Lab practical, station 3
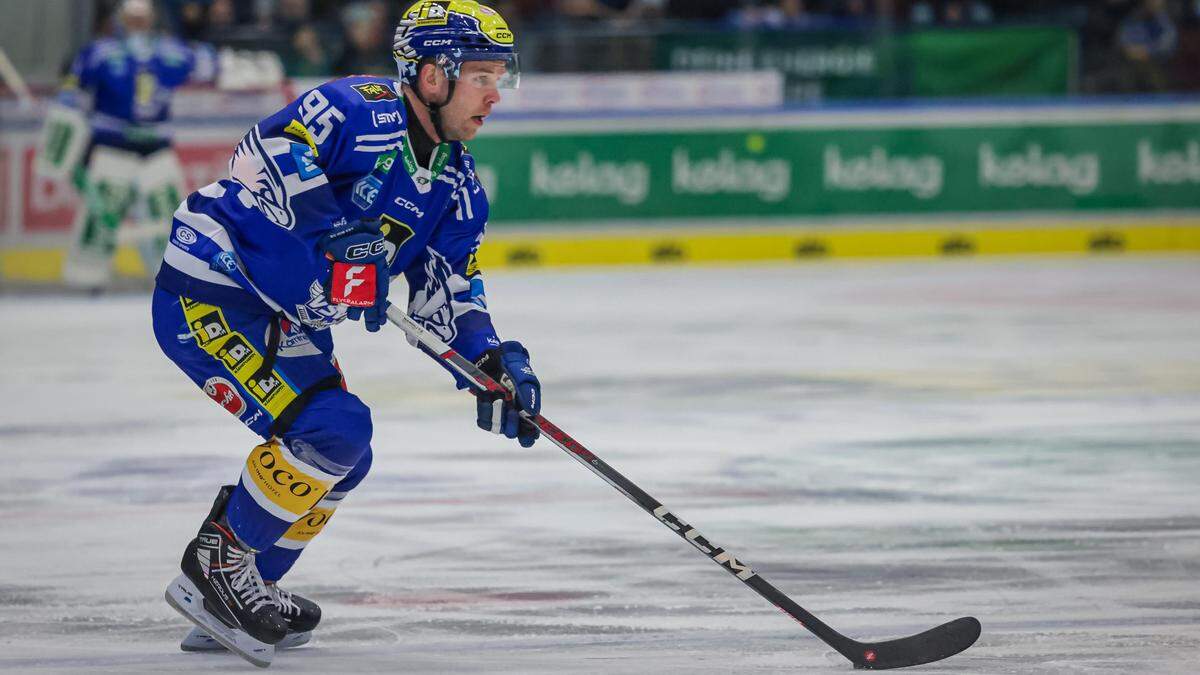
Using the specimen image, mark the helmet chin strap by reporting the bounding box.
[413,80,457,142]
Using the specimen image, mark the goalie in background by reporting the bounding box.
[37,0,216,291]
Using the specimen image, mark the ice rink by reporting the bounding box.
[1,255,1198,673]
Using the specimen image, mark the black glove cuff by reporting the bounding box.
[474,347,513,396]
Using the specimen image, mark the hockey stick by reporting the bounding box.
[387,304,980,669]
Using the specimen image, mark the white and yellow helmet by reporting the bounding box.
[393,0,520,90]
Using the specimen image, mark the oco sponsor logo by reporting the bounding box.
[204,377,247,416]
[255,446,319,498]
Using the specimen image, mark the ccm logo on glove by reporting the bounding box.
[345,240,386,261]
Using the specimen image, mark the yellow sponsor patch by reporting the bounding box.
[465,252,480,277]
[244,441,332,518]
[284,119,319,157]
[181,299,299,418]
[280,505,337,544]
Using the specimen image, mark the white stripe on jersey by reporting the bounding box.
[169,199,304,325]
[354,130,405,142]
[353,141,404,153]
[163,245,241,288]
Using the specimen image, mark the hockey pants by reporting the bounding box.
[151,288,373,581]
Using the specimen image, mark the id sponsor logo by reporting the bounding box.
[204,377,247,416]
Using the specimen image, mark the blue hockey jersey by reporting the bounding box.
[61,36,216,152]
[156,76,500,361]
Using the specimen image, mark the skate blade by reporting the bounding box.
[165,573,275,668]
[182,627,311,652]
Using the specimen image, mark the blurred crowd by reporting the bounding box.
[84,0,1198,93]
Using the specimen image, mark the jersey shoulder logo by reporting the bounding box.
[351,82,399,102]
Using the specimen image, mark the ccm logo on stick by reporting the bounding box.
[652,505,756,580]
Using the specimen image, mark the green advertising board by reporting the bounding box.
[656,26,1075,101]
[467,109,1200,224]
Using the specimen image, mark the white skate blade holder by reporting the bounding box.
[165,573,275,668]
[182,627,311,652]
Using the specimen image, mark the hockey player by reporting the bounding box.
[152,1,539,666]
[44,0,215,290]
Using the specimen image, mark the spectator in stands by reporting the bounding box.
[909,0,993,24]
[492,0,557,28]
[283,23,333,77]
[556,0,664,23]
[728,0,807,29]
[206,0,235,32]
[665,0,728,21]
[334,1,393,76]
[276,0,316,32]
[1116,0,1179,91]
[162,0,212,40]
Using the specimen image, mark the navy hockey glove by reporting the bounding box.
[319,220,390,332]
[475,341,541,448]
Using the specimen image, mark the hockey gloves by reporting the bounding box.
[475,341,541,448]
[319,220,390,332]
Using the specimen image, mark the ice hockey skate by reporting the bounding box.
[180,583,320,653]
[165,489,288,667]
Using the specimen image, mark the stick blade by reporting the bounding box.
[847,616,981,670]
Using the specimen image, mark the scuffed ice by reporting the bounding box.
[0,257,1197,673]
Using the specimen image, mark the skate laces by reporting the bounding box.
[267,583,301,618]
[225,547,274,614]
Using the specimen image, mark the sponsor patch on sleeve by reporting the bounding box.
[351,82,399,102]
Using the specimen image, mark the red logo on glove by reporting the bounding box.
[330,261,376,307]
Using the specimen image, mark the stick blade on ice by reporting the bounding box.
[840,616,981,670]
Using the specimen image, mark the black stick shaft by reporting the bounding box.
[384,306,979,670]
[385,308,854,652]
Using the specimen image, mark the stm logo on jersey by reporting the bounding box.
[351,82,398,102]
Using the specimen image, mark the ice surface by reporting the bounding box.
[0,256,1197,673]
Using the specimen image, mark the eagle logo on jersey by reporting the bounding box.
[231,131,292,229]
[296,280,349,329]
[409,248,487,343]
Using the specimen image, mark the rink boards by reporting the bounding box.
[2,99,1199,282]
[2,216,1199,282]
